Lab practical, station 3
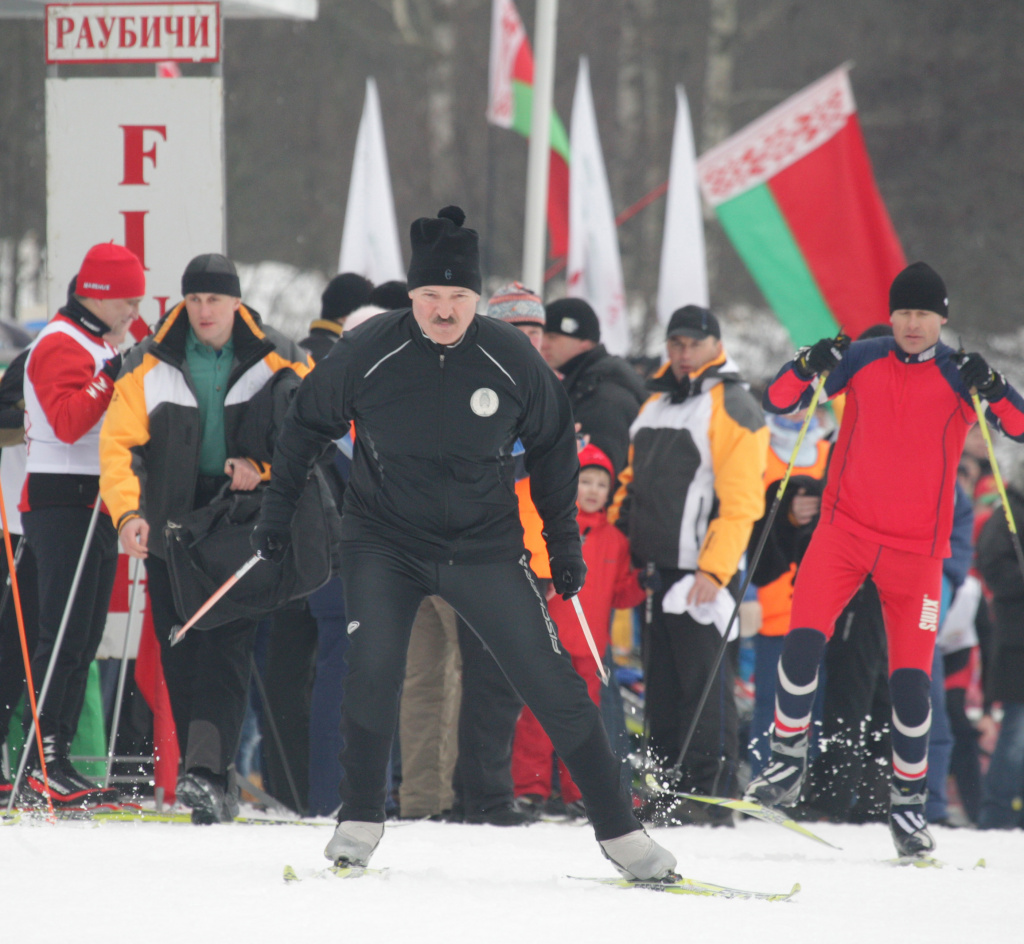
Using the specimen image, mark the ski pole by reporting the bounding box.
[654,369,831,789]
[103,555,143,789]
[571,594,610,686]
[970,389,1024,582]
[9,497,102,810]
[169,554,261,647]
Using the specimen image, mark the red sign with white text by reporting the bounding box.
[45,3,220,65]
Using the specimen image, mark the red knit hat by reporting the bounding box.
[577,443,614,480]
[76,242,145,300]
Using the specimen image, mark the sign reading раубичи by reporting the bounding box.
[45,3,220,64]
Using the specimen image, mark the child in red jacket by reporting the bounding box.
[512,444,646,816]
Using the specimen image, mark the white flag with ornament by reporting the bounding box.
[566,58,628,356]
[339,78,404,284]
[657,85,709,327]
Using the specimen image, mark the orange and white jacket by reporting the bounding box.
[610,351,768,587]
[99,301,310,559]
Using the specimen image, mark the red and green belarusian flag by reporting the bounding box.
[697,66,905,345]
[487,0,570,259]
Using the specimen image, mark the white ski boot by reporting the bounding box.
[324,820,384,867]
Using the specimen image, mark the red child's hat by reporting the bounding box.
[577,443,614,480]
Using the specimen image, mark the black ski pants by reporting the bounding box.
[452,613,524,816]
[147,554,257,779]
[23,507,118,746]
[337,541,639,841]
[0,536,38,747]
[646,571,739,797]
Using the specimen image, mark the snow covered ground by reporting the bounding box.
[5,810,1022,941]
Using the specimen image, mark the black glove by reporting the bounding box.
[101,352,123,382]
[549,549,587,600]
[794,335,850,379]
[637,566,663,595]
[958,352,1006,400]
[250,522,291,564]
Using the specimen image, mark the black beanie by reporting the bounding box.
[181,253,241,298]
[889,262,948,318]
[407,206,482,294]
[544,298,601,343]
[369,280,411,311]
[321,272,373,321]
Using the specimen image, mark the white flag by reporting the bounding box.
[566,58,628,356]
[339,78,404,284]
[657,85,708,327]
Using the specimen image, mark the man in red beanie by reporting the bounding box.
[18,241,143,807]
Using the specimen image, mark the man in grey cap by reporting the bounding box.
[100,253,312,824]
[612,305,767,823]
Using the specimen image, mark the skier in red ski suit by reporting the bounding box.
[745,262,1024,858]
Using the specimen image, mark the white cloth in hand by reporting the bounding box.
[661,574,739,641]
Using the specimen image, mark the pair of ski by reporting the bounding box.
[281,863,799,902]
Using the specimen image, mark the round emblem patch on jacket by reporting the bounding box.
[470,388,499,417]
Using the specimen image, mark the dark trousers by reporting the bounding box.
[338,542,638,841]
[646,574,738,797]
[147,554,257,778]
[307,576,349,816]
[263,600,319,812]
[23,507,118,745]
[0,535,38,747]
[452,614,523,815]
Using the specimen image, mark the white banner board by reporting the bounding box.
[46,77,224,327]
[45,3,220,64]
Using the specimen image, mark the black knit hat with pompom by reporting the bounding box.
[407,205,481,295]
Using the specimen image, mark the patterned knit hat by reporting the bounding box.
[486,282,545,326]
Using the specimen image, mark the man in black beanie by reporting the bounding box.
[747,261,1024,860]
[541,298,646,476]
[252,207,675,881]
[300,273,374,363]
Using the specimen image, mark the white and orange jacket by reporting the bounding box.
[99,301,310,559]
[610,351,768,588]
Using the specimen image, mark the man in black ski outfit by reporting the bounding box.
[252,207,674,880]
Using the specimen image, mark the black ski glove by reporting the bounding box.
[958,352,1006,401]
[794,335,850,380]
[549,547,587,600]
[250,522,291,564]
[101,352,123,382]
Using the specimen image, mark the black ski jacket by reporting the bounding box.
[263,309,582,564]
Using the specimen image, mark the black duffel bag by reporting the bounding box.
[164,467,341,631]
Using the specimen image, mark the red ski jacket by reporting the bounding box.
[765,337,1024,560]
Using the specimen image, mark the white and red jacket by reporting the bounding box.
[21,308,117,511]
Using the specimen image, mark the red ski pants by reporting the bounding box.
[789,522,942,675]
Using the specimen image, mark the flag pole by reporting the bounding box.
[522,0,558,293]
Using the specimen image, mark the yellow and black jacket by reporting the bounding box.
[610,351,768,587]
[99,302,310,559]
